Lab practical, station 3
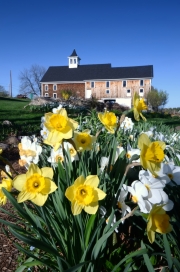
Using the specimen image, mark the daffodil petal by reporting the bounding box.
[84,202,98,214]
[74,176,85,187]
[32,194,48,206]
[41,167,54,179]
[85,175,99,187]
[72,201,83,215]
[94,188,106,201]
[17,191,35,203]
[13,174,26,191]
[65,185,75,201]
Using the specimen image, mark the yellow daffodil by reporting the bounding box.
[65,175,106,215]
[0,148,3,154]
[147,205,172,243]
[44,108,78,150]
[138,133,165,175]
[73,130,96,151]
[98,111,117,133]
[0,178,13,205]
[133,93,147,121]
[13,163,57,206]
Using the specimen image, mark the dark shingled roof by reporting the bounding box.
[41,64,153,82]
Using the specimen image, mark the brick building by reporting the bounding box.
[40,50,153,107]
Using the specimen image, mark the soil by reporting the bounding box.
[0,146,27,271]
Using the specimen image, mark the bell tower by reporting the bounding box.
[68,49,81,68]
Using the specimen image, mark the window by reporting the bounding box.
[140,80,144,86]
[106,81,110,88]
[74,59,76,64]
[53,93,57,98]
[127,89,131,96]
[122,80,126,87]
[53,85,57,91]
[45,85,48,91]
[139,89,144,96]
[45,93,49,97]
[70,59,73,64]
[91,82,95,88]
[106,90,110,94]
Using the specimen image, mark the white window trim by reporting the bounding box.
[53,93,57,98]
[106,90,110,94]
[122,80,127,87]
[45,84,48,91]
[53,84,57,91]
[126,89,131,96]
[139,88,144,96]
[45,93,49,97]
[106,81,110,88]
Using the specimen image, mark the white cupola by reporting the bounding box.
[68,49,81,68]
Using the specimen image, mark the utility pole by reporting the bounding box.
[9,70,12,97]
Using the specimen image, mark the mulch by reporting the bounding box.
[0,147,27,271]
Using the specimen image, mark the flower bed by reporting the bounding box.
[0,94,180,271]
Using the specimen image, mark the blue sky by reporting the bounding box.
[1,0,180,107]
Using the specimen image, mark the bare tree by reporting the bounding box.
[19,64,46,96]
[0,85,9,97]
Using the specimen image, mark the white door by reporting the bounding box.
[85,89,92,99]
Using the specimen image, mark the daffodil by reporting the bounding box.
[138,133,166,175]
[13,163,57,206]
[65,175,106,215]
[128,180,151,213]
[73,130,96,152]
[98,111,117,133]
[99,206,119,233]
[0,176,13,205]
[133,93,147,121]
[44,108,78,150]
[147,204,172,243]
[120,117,134,131]
[18,136,42,168]
[116,184,131,223]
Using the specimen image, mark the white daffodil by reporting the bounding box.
[159,190,174,211]
[40,125,49,140]
[52,104,63,113]
[99,206,118,233]
[128,180,151,213]
[100,156,109,172]
[120,117,134,131]
[18,136,42,168]
[139,170,166,205]
[114,146,124,162]
[159,163,180,186]
[63,142,78,161]
[116,184,131,223]
[126,144,140,162]
[47,146,64,166]
[139,169,174,211]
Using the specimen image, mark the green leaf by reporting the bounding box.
[15,258,44,271]
[9,227,61,257]
[85,214,97,247]
[64,261,89,272]
[163,234,173,269]
[15,257,35,272]
[111,249,147,272]
[141,241,155,272]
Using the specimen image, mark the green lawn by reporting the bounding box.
[0,97,43,140]
[0,97,43,124]
[1,97,180,141]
